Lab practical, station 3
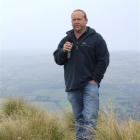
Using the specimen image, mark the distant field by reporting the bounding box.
[0,51,140,120]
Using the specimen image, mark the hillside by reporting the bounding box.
[0,98,140,140]
[0,51,140,119]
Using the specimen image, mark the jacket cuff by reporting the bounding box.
[92,75,101,84]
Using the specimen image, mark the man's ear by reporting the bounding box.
[86,18,88,24]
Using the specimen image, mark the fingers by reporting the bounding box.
[63,42,73,52]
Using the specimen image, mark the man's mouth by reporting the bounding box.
[74,25,80,28]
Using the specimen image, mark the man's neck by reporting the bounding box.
[74,27,87,39]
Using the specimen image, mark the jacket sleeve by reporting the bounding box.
[92,34,110,83]
[53,38,68,65]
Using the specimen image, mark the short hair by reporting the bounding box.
[71,9,88,20]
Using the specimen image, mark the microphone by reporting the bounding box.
[67,50,71,59]
[66,37,73,59]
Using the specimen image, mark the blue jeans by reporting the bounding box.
[67,83,99,140]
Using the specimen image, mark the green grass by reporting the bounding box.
[0,98,65,140]
[0,98,139,140]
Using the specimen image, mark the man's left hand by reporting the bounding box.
[89,80,97,84]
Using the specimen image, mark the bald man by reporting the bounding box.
[53,9,109,140]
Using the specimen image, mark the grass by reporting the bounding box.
[96,110,140,140]
[0,98,65,140]
[0,98,139,140]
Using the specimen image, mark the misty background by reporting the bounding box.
[0,0,140,53]
[0,0,140,120]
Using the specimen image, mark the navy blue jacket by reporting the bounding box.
[53,27,109,92]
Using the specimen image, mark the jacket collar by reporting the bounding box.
[66,26,96,37]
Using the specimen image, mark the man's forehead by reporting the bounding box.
[71,11,84,17]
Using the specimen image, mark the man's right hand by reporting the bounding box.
[63,42,73,52]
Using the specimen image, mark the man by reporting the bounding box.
[53,9,109,140]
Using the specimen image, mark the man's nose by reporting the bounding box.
[74,20,79,23]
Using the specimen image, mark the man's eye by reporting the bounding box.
[73,19,81,21]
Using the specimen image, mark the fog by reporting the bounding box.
[0,0,140,55]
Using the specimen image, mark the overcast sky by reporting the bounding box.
[0,0,140,55]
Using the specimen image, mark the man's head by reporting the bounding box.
[71,9,88,33]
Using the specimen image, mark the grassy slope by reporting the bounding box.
[0,98,139,140]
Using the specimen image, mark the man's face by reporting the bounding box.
[71,11,87,32]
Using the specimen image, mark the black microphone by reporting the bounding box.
[67,50,71,59]
[66,37,73,59]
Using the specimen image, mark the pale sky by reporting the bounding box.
[0,0,140,55]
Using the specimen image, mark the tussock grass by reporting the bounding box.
[0,98,139,140]
[96,110,140,140]
[0,98,65,140]
[63,107,140,140]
